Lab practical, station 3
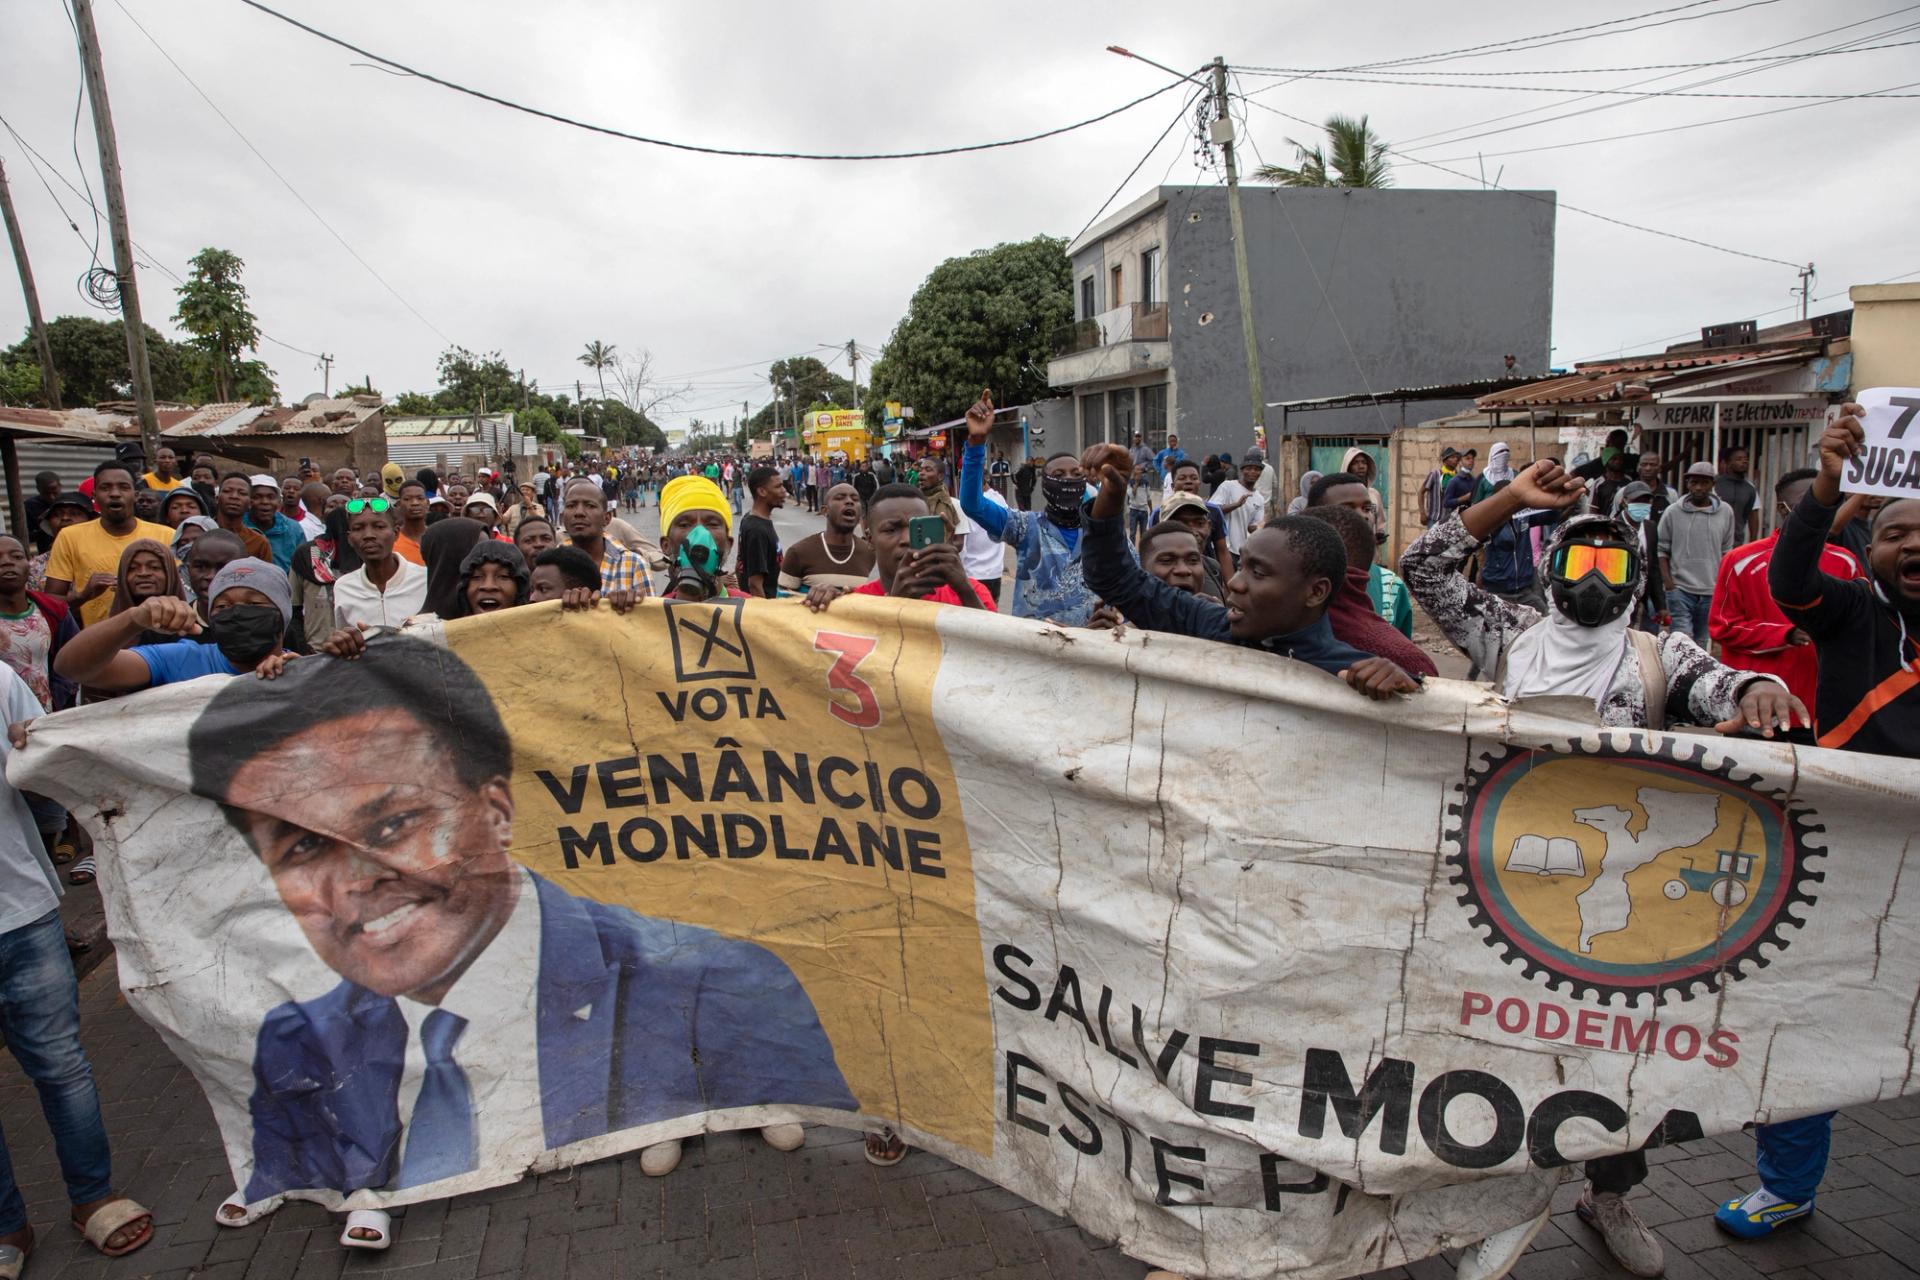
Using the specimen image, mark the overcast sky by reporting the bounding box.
[2,0,1914,432]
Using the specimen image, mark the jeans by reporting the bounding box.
[1668,589,1712,647]
[1754,1113,1833,1202]
[1128,507,1151,541]
[0,910,113,1232]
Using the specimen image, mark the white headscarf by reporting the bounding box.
[1502,609,1631,711]
[1485,442,1515,487]
[1502,514,1643,712]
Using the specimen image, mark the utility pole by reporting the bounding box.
[1794,263,1817,320]
[846,339,861,409]
[71,0,160,457]
[317,352,334,396]
[0,160,62,410]
[575,380,584,432]
[1210,56,1268,474]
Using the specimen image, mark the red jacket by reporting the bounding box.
[1708,532,1861,708]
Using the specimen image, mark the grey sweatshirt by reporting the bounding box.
[1657,495,1737,595]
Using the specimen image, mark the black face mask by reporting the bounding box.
[208,604,284,667]
[1041,474,1084,528]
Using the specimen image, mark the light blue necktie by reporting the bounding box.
[397,1008,474,1187]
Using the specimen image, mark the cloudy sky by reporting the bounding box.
[2,0,1914,432]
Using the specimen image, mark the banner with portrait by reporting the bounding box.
[14,596,1920,1280]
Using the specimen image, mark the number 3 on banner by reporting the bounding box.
[814,632,881,729]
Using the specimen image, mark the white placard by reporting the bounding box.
[1840,386,1920,499]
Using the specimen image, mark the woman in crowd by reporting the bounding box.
[418,518,486,620]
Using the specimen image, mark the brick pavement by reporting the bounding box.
[6,962,1920,1280]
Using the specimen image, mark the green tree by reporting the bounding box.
[173,248,263,402]
[432,347,518,412]
[516,404,562,442]
[0,355,45,406]
[4,315,196,404]
[866,236,1071,428]
[579,340,617,401]
[389,390,436,416]
[1254,114,1392,188]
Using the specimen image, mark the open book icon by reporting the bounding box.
[1505,835,1586,877]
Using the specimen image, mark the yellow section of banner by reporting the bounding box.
[450,596,993,1152]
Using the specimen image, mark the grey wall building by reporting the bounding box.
[1046,185,1555,461]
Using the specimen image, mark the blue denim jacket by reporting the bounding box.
[959,443,1103,626]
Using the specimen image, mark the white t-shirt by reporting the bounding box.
[1210,480,1267,554]
[955,489,1009,583]
[0,663,60,934]
[333,558,429,631]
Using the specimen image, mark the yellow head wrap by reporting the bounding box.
[659,475,733,535]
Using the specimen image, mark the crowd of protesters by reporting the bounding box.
[0,393,1910,1279]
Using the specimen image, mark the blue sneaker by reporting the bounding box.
[1715,1187,1814,1238]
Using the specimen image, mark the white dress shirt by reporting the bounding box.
[395,869,544,1174]
[955,488,1009,583]
[332,559,428,631]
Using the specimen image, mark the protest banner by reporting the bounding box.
[1838,386,1920,500]
[13,597,1920,1279]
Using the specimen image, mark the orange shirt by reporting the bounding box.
[394,531,424,566]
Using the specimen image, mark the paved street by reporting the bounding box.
[2,958,1917,1280]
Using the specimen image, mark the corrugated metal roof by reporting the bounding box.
[1477,342,1824,410]
[1273,375,1552,413]
[0,407,126,444]
[386,414,513,439]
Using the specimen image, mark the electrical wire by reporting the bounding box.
[1231,74,1920,99]
[1238,36,1920,78]
[1420,78,1920,163]
[1072,89,1204,246]
[1389,9,1920,153]
[233,0,1197,162]
[1238,95,1802,269]
[1329,0,1766,71]
[1574,265,1920,362]
[113,0,454,348]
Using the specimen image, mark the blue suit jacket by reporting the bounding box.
[244,874,856,1200]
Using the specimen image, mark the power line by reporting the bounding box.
[1238,36,1920,78]
[1232,73,1920,98]
[232,0,1198,162]
[1333,0,1782,71]
[1072,89,1204,246]
[1389,9,1920,153]
[112,0,454,347]
[1421,78,1920,162]
[1238,95,1802,269]
[1575,265,1920,362]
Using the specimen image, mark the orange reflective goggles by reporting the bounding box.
[1550,541,1637,587]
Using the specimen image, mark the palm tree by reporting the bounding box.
[578,340,617,400]
[1254,114,1392,188]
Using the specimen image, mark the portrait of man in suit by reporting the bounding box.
[186,636,857,1202]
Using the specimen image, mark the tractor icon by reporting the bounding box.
[1661,849,1754,908]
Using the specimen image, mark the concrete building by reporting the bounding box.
[384,412,536,475]
[1047,185,1556,462]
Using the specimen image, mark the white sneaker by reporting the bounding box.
[760,1123,805,1152]
[640,1139,683,1176]
[1456,1203,1551,1280]
[1576,1187,1665,1277]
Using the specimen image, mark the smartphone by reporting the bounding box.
[907,514,946,550]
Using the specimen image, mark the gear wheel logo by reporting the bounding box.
[1446,737,1824,1006]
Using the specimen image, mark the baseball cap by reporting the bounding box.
[1160,491,1211,518]
[248,473,278,490]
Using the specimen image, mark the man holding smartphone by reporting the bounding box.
[805,485,995,611]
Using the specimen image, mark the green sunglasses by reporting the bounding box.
[345,498,392,514]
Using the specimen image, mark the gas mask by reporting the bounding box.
[1546,538,1640,627]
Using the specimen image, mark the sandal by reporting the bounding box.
[64,929,90,956]
[71,1197,152,1257]
[67,856,95,885]
[339,1209,391,1250]
[0,1228,32,1280]
[215,1191,277,1228]
[50,838,76,865]
[864,1129,908,1167]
